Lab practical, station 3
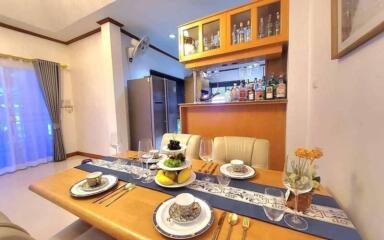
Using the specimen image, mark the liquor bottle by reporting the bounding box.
[267,14,273,36]
[238,22,245,43]
[239,80,247,101]
[265,76,274,100]
[247,81,255,101]
[275,12,280,35]
[258,17,265,38]
[255,78,264,100]
[276,74,286,98]
[232,24,237,44]
[231,83,239,101]
[246,20,251,42]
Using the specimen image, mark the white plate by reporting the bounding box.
[155,172,196,188]
[158,158,191,171]
[70,175,118,198]
[142,153,168,164]
[219,163,256,179]
[162,144,187,153]
[153,197,214,239]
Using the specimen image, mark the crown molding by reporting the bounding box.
[0,22,66,44]
[97,17,124,27]
[0,18,179,61]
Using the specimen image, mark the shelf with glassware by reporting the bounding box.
[178,15,227,62]
[178,0,288,65]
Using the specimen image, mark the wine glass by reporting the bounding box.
[217,172,231,193]
[282,155,313,231]
[138,139,154,183]
[263,188,285,222]
[110,132,125,168]
[199,138,213,182]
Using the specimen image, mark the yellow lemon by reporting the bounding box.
[177,168,192,184]
[156,170,174,185]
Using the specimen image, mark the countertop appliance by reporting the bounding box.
[128,75,179,150]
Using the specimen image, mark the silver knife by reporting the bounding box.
[211,211,227,240]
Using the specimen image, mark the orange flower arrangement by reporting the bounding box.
[295,147,323,163]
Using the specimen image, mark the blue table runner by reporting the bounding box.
[76,157,361,240]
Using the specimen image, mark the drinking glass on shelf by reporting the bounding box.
[138,139,154,183]
[199,138,213,182]
[282,155,313,231]
[263,188,285,222]
[217,172,231,193]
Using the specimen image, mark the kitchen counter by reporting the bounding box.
[179,99,287,107]
[179,99,287,170]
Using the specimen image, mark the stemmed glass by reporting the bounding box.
[199,138,213,182]
[217,172,231,193]
[138,139,154,183]
[282,155,313,231]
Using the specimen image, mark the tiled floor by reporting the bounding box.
[0,155,88,240]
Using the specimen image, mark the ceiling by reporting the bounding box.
[0,0,251,57]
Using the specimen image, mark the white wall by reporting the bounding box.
[68,32,116,155]
[0,27,78,153]
[287,1,384,239]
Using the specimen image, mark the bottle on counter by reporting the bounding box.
[267,14,273,36]
[232,24,238,44]
[239,80,247,101]
[247,80,255,101]
[275,74,286,98]
[275,12,280,35]
[238,22,245,43]
[231,83,240,101]
[255,78,264,100]
[265,76,274,100]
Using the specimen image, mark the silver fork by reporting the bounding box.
[105,184,136,207]
[241,217,250,240]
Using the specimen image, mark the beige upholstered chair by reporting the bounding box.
[160,133,201,160]
[213,136,269,169]
[0,211,34,240]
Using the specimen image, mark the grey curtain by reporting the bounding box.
[33,59,66,161]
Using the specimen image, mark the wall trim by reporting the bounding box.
[120,29,179,61]
[0,18,179,62]
[66,151,105,159]
[0,22,66,44]
[97,17,124,27]
[65,28,101,45]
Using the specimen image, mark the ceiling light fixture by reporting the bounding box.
[169,34,176,39]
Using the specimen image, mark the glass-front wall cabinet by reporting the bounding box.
[183,26,200,56]
[230,9,252,45]
[257,2,281,39]
[202,20,221,52]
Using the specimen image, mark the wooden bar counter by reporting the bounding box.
[180,100,287,170]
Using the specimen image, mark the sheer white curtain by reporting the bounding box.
[0,59,53,175]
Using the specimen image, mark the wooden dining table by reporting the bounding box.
[29,151,329,240]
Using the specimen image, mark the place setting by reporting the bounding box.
[153,193,214,239]
[69,171,118,198]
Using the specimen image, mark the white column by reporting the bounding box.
[100,22,129,153]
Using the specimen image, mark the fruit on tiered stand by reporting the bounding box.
[156,168,192,185]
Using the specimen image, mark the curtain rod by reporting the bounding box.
[0,53,68,69]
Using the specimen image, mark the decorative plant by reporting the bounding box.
[293,147,323,189]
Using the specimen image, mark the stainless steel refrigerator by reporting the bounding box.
[127,75,178,150]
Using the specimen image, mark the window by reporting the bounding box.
[0,59,53,175]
